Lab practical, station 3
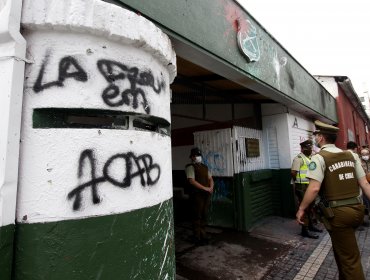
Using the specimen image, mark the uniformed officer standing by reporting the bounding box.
[297,120,370,280]
[185,147,214,245]
[291,140,322,238]
[360,147,370,215]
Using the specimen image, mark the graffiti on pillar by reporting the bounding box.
[33,55,88,93]
[67,149,161,211]
[32,51,166,114]
[203,151,226,174]
[97,59,165,114]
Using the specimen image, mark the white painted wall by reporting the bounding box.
[288,113,315,162]
[262,104,290,169]
[232,126,266,172]
[262,104,314,169]
[194,128,234,176]
[171,103,256,169]
[265,126,280,169]
[0,0,26,227]
[18,0,176,223]
[173,103,314,172]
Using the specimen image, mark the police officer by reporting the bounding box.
[291,140,322,238]
[185,147,214,245]
[360,147,370,216]
[296,120,370,280]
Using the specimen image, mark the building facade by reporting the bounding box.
[1,0,340,278]
[316,76,370,149]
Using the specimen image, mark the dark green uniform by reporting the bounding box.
[309,145,365,280]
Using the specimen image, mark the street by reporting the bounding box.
[175,216,370,280]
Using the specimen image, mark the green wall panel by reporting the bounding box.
[234,169,294,231]
[111,0,337,122]
[208,177,234,228]
[0,224,14,280]
[234,170,273,231]
[13,200,175,280]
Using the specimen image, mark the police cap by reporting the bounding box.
[300,140,312,148]
[313,120,339,135]
[190,147,202,157]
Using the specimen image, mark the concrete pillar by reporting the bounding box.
[0,0,26,279]
[15,0,176,279]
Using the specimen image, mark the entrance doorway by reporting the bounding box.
[170,56,274,228]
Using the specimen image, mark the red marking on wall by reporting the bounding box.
[233,19,239,32]
[223,2,249,36]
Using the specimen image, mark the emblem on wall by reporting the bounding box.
[237,19,260,62]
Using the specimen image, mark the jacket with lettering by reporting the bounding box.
[319,150,359,201]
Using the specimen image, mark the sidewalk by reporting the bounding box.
[175,216,370,279]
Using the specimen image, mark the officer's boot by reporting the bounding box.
[308,223,323,233]
[301,226,319,239]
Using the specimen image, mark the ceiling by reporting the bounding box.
[170,56,274,104]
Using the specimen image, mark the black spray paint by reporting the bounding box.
[67,149,161,211]
[33,56,88,93]
[97,59,165,114]
[33,52,166,114]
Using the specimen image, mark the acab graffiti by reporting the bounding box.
[67,149,161,211]
[33,52,166,114]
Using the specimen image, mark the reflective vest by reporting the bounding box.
[295,153,311,184]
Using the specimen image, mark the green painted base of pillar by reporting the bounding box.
[0,224,15,280]
[13,199,175,280]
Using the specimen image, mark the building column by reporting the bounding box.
[14,0,176,279]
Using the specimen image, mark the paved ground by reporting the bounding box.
[175,216,370,280]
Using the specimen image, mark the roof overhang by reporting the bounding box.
[106,0,338,123]
[335,76,370,125]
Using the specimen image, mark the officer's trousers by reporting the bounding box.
[191,191,211,240]
[295,183,316,228]
[327,204,365,280]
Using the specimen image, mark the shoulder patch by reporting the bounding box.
[308,162,317,170]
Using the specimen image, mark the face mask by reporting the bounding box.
[194,156,202,163]
[313,136,321,148]
[362,156,369,161]
[312,138,317,147]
